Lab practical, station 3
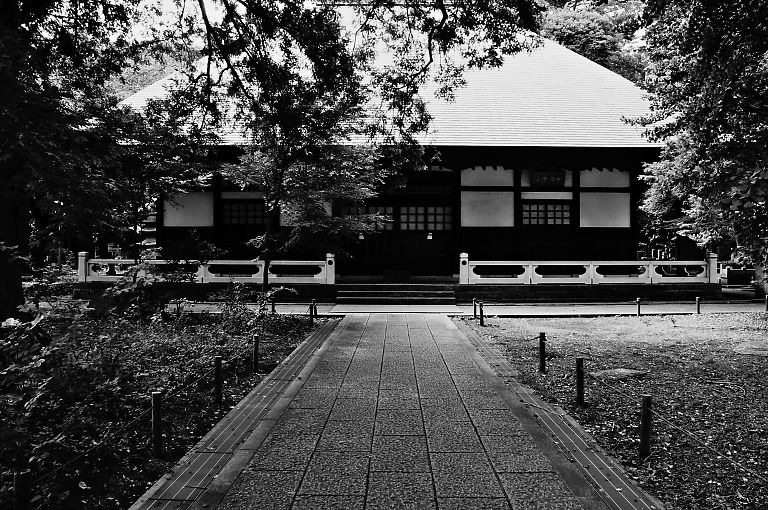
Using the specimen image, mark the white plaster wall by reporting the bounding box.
[580,168,630,187]
[460,166,515,186]
[163,192,214,227]
[461,192,515,227]
[579,193,631,227]
[521,169,573,187]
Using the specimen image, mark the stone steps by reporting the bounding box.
[336,284,456,304]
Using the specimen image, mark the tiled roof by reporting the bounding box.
[121,39,658,148]
[421,40,656,147]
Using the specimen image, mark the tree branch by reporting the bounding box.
[406,0,449,91]
[196,0,257,108]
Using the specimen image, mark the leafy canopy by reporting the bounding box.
[541,2,647,85]
[0,0,544,313]
[169,0,542,264]
[641,0,768,263]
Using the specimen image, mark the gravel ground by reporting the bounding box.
[460,313,768,510]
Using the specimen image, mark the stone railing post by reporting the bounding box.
[195,263,206,283]
[325,253,335,285]
[77,252,89,282]
[708,253,718,284]
[459,253,469,284]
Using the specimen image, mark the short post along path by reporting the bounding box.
[204,313,627,510]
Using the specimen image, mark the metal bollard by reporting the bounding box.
[479,301,485,326]
[312,299,318,318]
[636,297,641,317]
[538,332,546,373]
[13,470,31,510]
[214,356,223,408]
[309,303,314,328]
[252,334,260,373]
[151,392,162,457]
[473,298,477,319]
[764,295,767,312]
[695,296,701,314]
[271,299,276,314]
[639,394,653,460]
[575,357,584,406]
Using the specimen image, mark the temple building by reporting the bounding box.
[124,39,668,282]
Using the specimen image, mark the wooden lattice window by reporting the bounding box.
[222,200,267,225]
[522,202,571,225]
[399,206,453,231]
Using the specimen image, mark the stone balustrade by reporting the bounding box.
[77,252,336,285]
[459,253,719,285]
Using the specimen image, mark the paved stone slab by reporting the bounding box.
[298,451,370,495]
[371,435,430,472]
[479,435,558,473]
[366,472,435,509]
[469,410,529,436]
[375,409,424,435]
[329,399,377,421]
[424,419,476,437]
[430,452,494,475]
[433,472,506,498]
[437,498,511,510]
[217,470,302,510]
[288,388,337,409]
[499,472,584,510]
[427,431,485,453]
[246,434,319,471]
[292,495,365,509]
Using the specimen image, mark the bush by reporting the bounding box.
[1,283,313,509]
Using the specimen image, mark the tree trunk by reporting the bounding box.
[261,204,280,293]
[0,4,27,318]
[262,258,270,293]
[0,192,29,319]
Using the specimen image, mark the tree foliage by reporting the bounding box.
[0,0,217,317]
[541,2,647,84]
[163,0,542,282]
[0,297,311,509]
[641,0,768,263]
[1,0,140,317]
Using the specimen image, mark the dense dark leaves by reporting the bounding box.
[641,1,768,263]
[179,0,541,274]
[1,0,132,317]
[541,3,647,85]
[0,0,211,317]
[0,282,315,509]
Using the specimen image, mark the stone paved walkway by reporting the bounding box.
[214,313,609,510]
